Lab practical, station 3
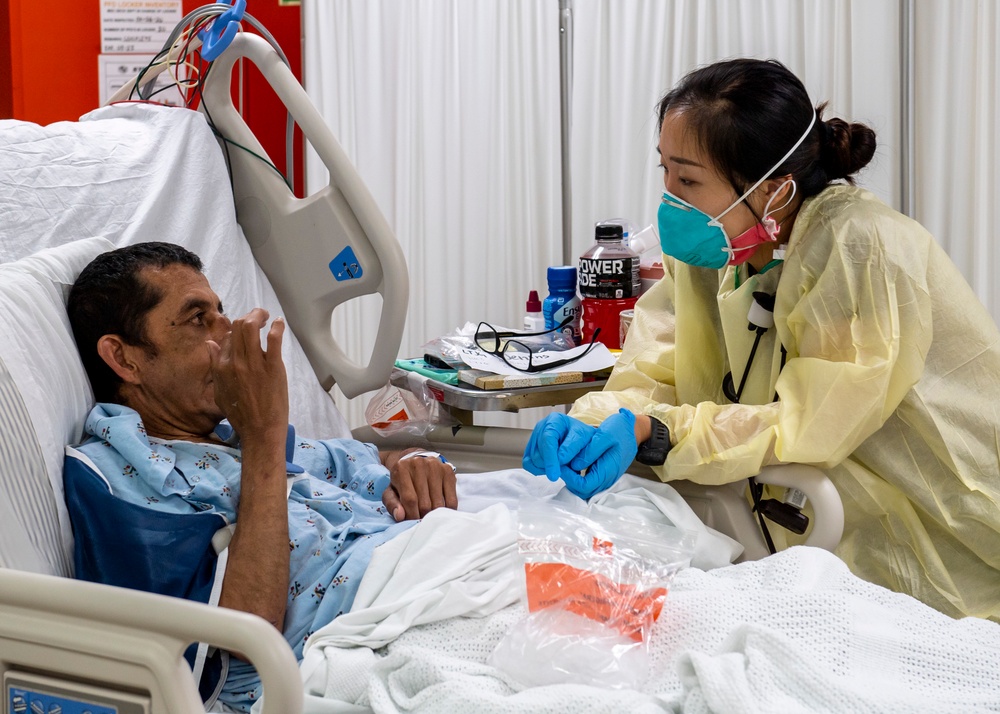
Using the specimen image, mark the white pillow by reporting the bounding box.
[0,237,115,575]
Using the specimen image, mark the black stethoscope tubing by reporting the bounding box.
[722,289,787,404]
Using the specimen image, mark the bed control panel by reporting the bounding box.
[4,671,149,714]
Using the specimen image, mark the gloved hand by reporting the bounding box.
[562,409,638,500]
[523,413,597,483]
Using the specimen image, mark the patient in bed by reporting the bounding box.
[61,242,457,711]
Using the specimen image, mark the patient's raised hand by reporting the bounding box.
[207,308,290,443]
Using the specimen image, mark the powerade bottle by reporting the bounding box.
[542,266,582,345]
[579,223,640,349]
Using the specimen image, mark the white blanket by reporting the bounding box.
[290,471,742,714]
[290,498,1000,714]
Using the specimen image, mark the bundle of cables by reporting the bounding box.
[119,1,295,190]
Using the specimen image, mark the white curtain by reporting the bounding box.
[303,0,994,430]
[914,0,1000,321]
[303,0,562,429]
[568,0,900,266]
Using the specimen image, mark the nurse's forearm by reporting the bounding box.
[218,432,290,635]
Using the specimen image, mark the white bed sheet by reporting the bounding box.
[292,471,744,714]
[295,526,1000,714]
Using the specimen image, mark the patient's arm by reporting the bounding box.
[380,449,458,521]
[208,310,290,632]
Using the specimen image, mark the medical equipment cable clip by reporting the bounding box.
[199,0,247,61]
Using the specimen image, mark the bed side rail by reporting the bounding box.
[198,33,408,399]
[0,568,302,714]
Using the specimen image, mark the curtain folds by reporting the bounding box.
[914,0,999,321]
[569,0,900,263]
[304,0,561,427]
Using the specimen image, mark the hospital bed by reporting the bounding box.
[2,19,998,714]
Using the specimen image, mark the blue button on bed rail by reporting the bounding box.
[330,246,363,281]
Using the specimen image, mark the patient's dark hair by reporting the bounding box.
[68,242,203,403]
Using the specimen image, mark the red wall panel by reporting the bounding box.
[1,0,14,118]
[5,0,303,193]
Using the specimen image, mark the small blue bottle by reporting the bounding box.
[542,266,582,345]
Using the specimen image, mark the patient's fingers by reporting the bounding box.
[265,316,285,361]
[443,467,458,511]
[387,465,418,521]
[210,309,289,435]
[381,487,406,523]
[238,307,270,327]
[414,466,432,518]
[229,308,271,363]
[206,339,221,365]
[386,453,458,521]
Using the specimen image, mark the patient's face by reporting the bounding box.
[129,264,232,437]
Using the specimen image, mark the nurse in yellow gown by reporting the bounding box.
[523,58,1000,622]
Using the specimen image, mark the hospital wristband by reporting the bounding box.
[398,449,457,473]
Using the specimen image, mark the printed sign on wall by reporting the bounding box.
[98,0,183,105]
[100,0,182,54]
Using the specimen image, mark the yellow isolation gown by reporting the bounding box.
[570,184,1000,621]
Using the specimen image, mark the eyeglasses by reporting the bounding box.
[474,317,602,373]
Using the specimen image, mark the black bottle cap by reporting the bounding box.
[595,223,624,241]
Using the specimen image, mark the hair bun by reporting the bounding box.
[820,115,877,181]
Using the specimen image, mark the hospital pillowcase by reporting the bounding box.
[0,237,115,576]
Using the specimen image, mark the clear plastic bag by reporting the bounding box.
[364,379,457,437]
[420,323,479,369]
[488,500,696,689]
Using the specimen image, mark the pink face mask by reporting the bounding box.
[726,178,798,266]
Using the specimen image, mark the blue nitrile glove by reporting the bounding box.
[523,413,597,483]
[564,409,638,500]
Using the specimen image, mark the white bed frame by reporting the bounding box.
[0,569,301,713]
[0,31,844,714]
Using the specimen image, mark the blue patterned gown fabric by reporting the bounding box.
[65,403,414,711]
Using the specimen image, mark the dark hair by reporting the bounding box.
[656,58,877,199]
[68,242,203,403]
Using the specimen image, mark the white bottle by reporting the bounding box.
[523,290,545,331]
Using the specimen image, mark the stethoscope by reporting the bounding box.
[721,290,787,404]
[721,289,804,552]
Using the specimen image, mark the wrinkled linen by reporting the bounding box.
[294,545,1000,714]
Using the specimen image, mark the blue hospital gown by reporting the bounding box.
[68,403,414,711]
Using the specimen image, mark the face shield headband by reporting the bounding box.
[658,111,817,270]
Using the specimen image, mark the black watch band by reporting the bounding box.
[635,416,671,466]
